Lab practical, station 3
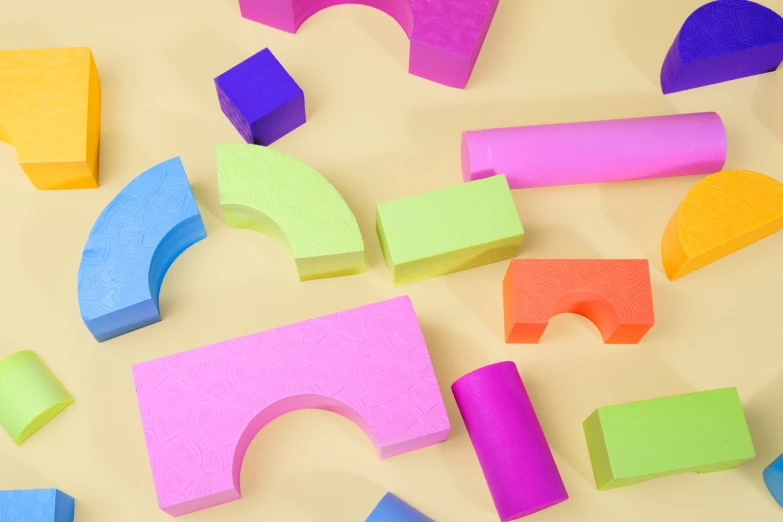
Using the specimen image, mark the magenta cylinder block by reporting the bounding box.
[452,362,568,521]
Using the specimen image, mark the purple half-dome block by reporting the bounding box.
[661,0,783,94]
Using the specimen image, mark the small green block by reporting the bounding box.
[376,175,524,286]
[583,387,755,490]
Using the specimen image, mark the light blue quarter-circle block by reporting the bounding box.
[764,454,783,507]
[77,157,206,342]
[366,493,434,522]
[0,488,75,522]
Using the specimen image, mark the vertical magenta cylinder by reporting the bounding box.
[452,362,567,521]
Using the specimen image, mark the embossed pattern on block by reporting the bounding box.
[662,169,783,280]
[132,296,450,517]
[237,0,499,88]
[216,143,364,281]
[0,489,75,522]
[503,260,655,344]
[0,47,101,189]
[77,157,207,342]
[661,0,783,94]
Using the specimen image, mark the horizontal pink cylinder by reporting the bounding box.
[461,112,727,189]
[452,362,567,521]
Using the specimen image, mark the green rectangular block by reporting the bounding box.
[583,387,755,490]
[376,175,524,286]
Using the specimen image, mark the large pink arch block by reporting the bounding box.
[132,296,450,516]
[237,0,499,88]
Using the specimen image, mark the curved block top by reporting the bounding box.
[216,143,364,280]
[0,47,101,189]
[238,0,499,88]
[661,0,783,93]
[662,169,783,280]
[503,259,655,344]
[0,351,73,446]
[132,296,450,516]
[763,454,783,507]
[78,157,206,342]
[0,489,75,522]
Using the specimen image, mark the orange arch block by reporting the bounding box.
[0,48,101,189]
[662,170,783,281]
[503,259,655,344]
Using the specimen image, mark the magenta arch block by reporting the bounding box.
[661,0,783,94]
[132,296,450,516]
[237,0,499,88]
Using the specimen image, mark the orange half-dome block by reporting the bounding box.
[662,170,783,281]
[503,259,655,344]
[0,48,101,190]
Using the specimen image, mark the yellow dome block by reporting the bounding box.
[0,48,101,189]
[662,170,783,280]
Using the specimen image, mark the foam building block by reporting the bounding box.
[216,143,364,280]
[461,113,726,189]
[237,0,499,89]
[0,47,100,189]
[0,351,73,446]
[584,387,755,490]
[662,169,783,281]
[215,48,305,146]
[0,489,75,522]
[365,493,434,522]
[452,362,568,520]
[77,157,206,342]
[503,260,655,344]
[132,296,450,516]
[764,454,783,507]
[661,0,783,94]
[377,175,523,286]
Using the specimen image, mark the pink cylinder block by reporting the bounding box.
[461,112,727,189]
[452,362,567,521]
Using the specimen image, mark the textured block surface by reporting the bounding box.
[452,362,568,521]
[215,48,305,146]
[132,296,450,516]
[584,388,755,490]
[237,0,499,88]
[0,351,73,446]
[377,175,524,286]
[365,493,434,522]
[77,157,207,342]
[661,169,783,281]
[503,260,655,344]
[0,47,101,189]
[0,489,74,522]
[764,454,783,507]
[661,0,783,94]
[216,143,364,280]
[462,113,726,189]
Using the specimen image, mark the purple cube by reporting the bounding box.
[215,48,305,145]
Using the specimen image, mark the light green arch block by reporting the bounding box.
[216,143,365,280]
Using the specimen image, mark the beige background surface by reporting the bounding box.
[2,0,783,520]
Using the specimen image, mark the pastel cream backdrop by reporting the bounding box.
[2,0,783,520]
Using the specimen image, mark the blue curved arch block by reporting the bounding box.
[77,157,206,342]
[0,489,74,522]
[366,493,434,522]
[661,0,783,94]
[764,454,783,507]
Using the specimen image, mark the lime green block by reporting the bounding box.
[376,176,524,286]
[0,351,73,445]
[215,143,364,281]
[583,387,755,490]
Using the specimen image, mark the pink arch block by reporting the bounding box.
[131,296,450,516]
[238,0,499,88]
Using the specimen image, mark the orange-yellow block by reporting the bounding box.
[0,48,101,189]
[662,170,783,280]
